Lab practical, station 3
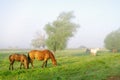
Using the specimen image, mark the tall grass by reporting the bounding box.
[0,49,120,80]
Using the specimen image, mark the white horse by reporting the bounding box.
[90,48,99,56]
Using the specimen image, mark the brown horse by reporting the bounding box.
[28,49,57,68]
[9,53,29,70]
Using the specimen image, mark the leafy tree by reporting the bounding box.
[104,28,120,52]
[44,11,79,52]
[31,33,45,49]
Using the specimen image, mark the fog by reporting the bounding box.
[0,0,120,49]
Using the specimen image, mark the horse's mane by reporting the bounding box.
[46,50,57,65]
[49,50,56,61]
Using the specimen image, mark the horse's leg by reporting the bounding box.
[42,61,45,68]
[9,65,11,70]
[11,61,14,70]
[45,61,48,67]
[30,59,34,68]
[20,62,23,69]
[20,60,26,69]
[9,62,12,70]
[22,61,26,69]
[42,59,47,68]
[9,60,14,70]
[9,60,15,70]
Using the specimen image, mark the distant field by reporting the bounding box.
[0,49,120,80]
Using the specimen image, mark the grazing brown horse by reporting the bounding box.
[28,49,57,68]
[9,54,29,70]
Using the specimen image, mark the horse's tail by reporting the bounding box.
[27,53,31,63]
[9,54,12,61]
[48,50,57,66]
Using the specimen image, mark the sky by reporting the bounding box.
[0,0,120,49]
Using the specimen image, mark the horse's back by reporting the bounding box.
[28,50,39,59]
[9,53,27,61]
[20,54,28,60]
[9,54,19,61]
[28,49,52,60]
[29,50,50,55]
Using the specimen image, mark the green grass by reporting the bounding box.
[0,49,120,80]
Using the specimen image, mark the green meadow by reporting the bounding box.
[0,49,120,80]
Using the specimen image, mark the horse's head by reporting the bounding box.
[24,60,29,69]
[23,55,29,69]
[53,61,57,66]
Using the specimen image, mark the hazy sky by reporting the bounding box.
[0,0,120,49]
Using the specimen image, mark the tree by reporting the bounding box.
[44,11,79,52]
[104,28,120,52]
[31,33,46,49]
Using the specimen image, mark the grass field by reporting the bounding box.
[0,49,120,80]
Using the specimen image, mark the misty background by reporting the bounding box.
[0,0,120,49]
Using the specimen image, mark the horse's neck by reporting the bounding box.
[49,53,57,65]
[50,54,56,62]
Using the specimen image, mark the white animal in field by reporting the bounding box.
[90,48,99,56]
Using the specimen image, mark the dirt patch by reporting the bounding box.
[107,76,120,80]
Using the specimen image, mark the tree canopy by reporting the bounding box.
[44,11,79,52]
[104,28,120,52]
[31,33,45,49]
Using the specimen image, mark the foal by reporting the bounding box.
[9,53,29,70]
